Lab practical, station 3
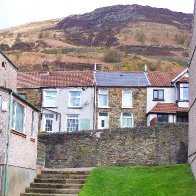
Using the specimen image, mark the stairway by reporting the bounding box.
[20,168,93,196]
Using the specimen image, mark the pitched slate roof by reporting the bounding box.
[148,103,188,114]
[95,72,150,87]
[147,72,180,86]
[17,71,94,88]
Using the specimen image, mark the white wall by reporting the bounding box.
[147,113,176,126]
[41,87,95,132]
[147,87,176,113]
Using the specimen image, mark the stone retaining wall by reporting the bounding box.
[38,123,188,168]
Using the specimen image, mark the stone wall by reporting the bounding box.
[96,87,147,129]
[38,123,188,168]
[17,88,42,109]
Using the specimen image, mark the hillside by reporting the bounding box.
[0,4,193,72]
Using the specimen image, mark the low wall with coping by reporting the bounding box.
[37,123,188,168]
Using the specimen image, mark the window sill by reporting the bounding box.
[68,106,82,109]
[121,107,133,109]
[11,130,27,138]
[177,100,189,102]
[30,138,35,142]
[153,99,165,101]
[42,106,58,108]
[98,106,110,109]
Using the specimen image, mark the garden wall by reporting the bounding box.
[38,123,188,168]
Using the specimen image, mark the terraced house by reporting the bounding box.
[17,71,95,132]
[94,71,150,129]
[0,49,39,196]
[146,69,189,126]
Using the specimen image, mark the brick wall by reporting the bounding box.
[38,123,188,168]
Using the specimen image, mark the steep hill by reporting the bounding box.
[57,4,192,46]
[0,4,193,72]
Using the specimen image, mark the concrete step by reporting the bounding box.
[30,183,83,189]
[21,193,78,196]
[37,174,88,179]
[26,188,80,194]
[34,178,86,184]
[42,170,90,175]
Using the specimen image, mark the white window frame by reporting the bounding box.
[122,90,133,108]
[98,113,109,129]
[44,113,54,132]
[66,114,79,132]
[31,111,36,138]
[179,83,189,101]
[12,99,26,134]
[69,91,81,108]
[121,113,133,128]
[98,89,109,108]
[43,90,58,108]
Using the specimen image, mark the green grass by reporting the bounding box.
[79,164,196,196]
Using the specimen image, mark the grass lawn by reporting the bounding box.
[79,164,196,196]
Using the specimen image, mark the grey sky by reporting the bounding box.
[0,0,195,30]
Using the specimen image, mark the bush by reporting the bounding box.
[103,50,122,63]
[134,31,146,45]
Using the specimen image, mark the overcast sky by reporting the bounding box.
[0,0,195,30]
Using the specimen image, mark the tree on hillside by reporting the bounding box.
[134,31,146,46]
[103,50,122,63]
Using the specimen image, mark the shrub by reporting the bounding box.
[134,31,146,46]
[103,50,122,63]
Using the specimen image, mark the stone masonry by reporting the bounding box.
[96,87,147,128]
[38,123,188,168]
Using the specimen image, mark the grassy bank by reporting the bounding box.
[80,164,196,196]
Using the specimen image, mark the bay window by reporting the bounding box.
[179,83,189,101]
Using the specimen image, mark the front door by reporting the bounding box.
[98,113,108,129]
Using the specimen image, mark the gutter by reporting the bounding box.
[4,91,13,196]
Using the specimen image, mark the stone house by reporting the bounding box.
[146,69,189,126]
[17,71,95,132]
[0,49,39,196]
[189,0,196,178]
[94,71,150,129]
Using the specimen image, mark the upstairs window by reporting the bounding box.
[153,89,164,100]
[98,89,108,107]
[122,90,132,108]
[121,113,133,128]
[179,83,189,101]
[69,91,81,107]
[43,90,57,107]
[12,100,26,133]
